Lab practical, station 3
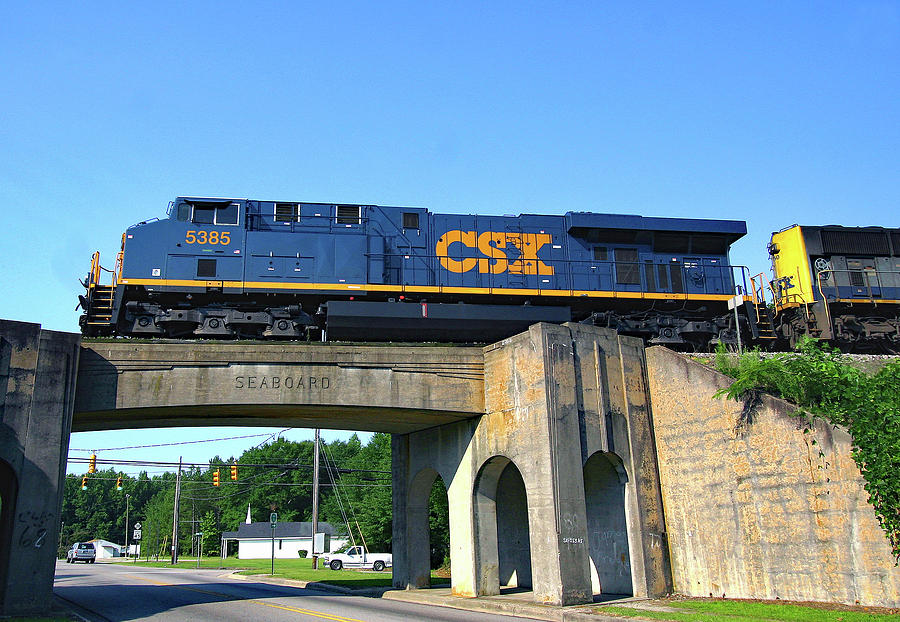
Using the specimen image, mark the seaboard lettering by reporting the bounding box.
[233,375,333,391]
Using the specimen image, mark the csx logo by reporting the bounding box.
[435,230,554,275]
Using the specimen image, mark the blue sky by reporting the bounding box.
[2,2,897,473]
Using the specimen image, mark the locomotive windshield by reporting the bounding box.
[173,200,240,225]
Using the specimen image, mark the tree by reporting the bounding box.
[341,433,393,551]
[199,511,219,556]
[429,477,450,569]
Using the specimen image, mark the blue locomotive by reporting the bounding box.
[79,196,761,348]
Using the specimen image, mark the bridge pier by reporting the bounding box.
[0,321,79,615]
[392,323,673,606]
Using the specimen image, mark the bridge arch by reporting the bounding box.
[583,451,632,596]
[473,455,533,595]
[405,467,451,588]
[0,458,17,611]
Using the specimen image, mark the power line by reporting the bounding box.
[67,457,390,475]
[68,428,293,452]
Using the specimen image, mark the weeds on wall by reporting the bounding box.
[713,338,900,563]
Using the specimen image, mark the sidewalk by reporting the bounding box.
[230,572,634,621]
[381,587,636,622]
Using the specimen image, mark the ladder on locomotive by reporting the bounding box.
[748,273,777,340]
[84,251,120,327]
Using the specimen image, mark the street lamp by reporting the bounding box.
[125,494,131,559]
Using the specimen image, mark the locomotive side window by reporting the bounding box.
[197,259,216,277]
[403,212,419,229]
[191,203,238,225]
[593,247,608,261]
[176,203,191,221]
[192,206,215,224]
[336,205,361,225]
[615,248,640,285]
[275,203,299,223]
[215,204,239,225]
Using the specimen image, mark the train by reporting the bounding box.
[77,197,900,352]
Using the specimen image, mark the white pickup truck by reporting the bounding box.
[322,545,392,571]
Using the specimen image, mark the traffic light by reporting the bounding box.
[88,453,97,474]
[81,476,87,490]
[230,464,238,481]
[116,477,123,491]
[213,469,220,487]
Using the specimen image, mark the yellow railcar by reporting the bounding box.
[768,225,900,351]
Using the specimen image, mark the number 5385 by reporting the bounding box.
[186,230,230,245]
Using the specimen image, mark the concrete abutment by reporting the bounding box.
[0,320,79,616]
[392,323,672,605]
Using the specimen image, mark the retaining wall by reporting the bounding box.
[646,346,900,607]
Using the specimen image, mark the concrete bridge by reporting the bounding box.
[3,318,898,615]
[0,318,670,613]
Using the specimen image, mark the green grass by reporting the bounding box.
[115,556,447,588]
[602,599,899,622]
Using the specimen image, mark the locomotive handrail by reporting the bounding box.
[113,252,123,288]
[815,268,900,302]
[88,251,119,288]
[382,250,747,299]
[89,251,101,287]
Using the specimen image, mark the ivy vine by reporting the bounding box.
[712,338,900,563]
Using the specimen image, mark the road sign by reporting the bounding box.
[133,522,142,530]
[133,529,142,540]
[270,512,277,528]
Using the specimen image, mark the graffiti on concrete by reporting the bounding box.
[17,510,53,549]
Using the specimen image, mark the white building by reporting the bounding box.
[221,521,349,560]
[88,539,123,559]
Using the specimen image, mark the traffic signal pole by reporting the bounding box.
[311,429,320,570]
[171,456,182,564]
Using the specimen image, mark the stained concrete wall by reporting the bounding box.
[646,346,900,608]
[0,321,79,615]
[393,323,672,606]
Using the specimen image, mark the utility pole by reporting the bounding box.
[311,429,320,570]
[171,456,182,564]
[124,494,130,559]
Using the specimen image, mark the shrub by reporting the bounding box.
[714,338,900,563]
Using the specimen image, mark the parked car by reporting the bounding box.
[66,542,96,564]
[322,545,392,571]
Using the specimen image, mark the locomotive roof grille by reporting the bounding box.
[821,229,891,256]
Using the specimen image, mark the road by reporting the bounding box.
[54,561,541,622]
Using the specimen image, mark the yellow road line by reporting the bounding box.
[124,573,366,622]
